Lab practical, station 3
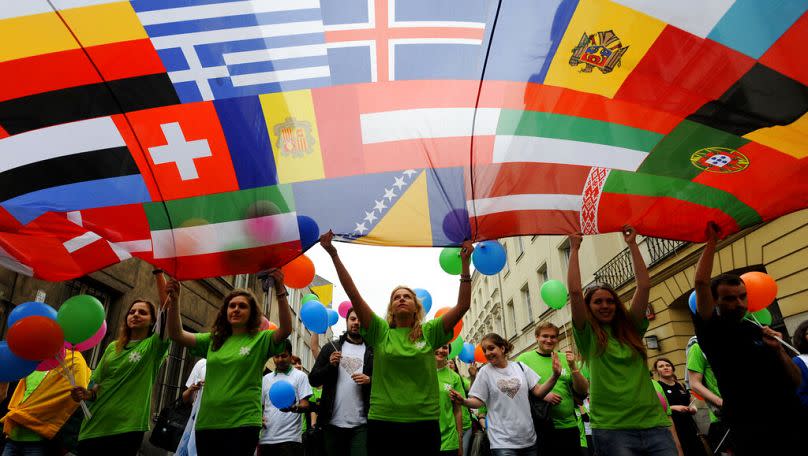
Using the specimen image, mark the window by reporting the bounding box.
[501,242,510,275]
[154,342,197,416]
[521,284,533,324]
[515,236,524,260]
[234,273,249,289]
[559,239,571,273]
[537,264,548,309]
[506,300,516,335]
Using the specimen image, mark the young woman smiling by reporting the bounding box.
[71,298,168,455]
[568,227,676,456]
[166,268,292,456]
[320,231,473,456]
[449,333,560,456]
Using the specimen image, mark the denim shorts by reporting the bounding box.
[592,427,677,456]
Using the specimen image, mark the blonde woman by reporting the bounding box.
[319,232,473,455]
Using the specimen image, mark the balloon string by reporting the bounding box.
[57,351,92,419]
[748,314,800,356]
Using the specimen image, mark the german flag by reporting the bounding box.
[0,2,178,135]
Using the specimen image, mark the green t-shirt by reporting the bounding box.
[303,386,322,433]
[460,377,472,430]
[191,330,284,430]
[652,380,672,416]
[10,370,48,442]
[361,314,452,422]
[686,342,721,423]
[79,333,170,440]
[437,367,464,451]
[516,350,578,429]
[573,319,669,430]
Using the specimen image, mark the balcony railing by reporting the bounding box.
[592,237,688,289]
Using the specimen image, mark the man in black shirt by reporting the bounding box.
[693,223,802,455]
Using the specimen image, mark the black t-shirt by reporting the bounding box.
[657,380,690,407]
[693,311,801,427]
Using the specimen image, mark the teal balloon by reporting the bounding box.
[746,308,772,326]
[301,293,320,305]
[439,247,462,275]
[449,335,464,359]
[57,295,105,344]
[541,280,568,310]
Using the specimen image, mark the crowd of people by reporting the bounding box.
[1,225,806,456]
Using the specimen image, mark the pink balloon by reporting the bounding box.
[73,320,107,352]
[36,346,65,371]
[259,316,271,331]
[338,301,353,319]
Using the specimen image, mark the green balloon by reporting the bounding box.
[301,293,320,305]
[57,295,105,344]
[449,335,464,359]
[439,247,463,275]
[746,308,772,326]
[541,280,568,310]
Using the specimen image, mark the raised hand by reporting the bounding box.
[565,350,577,371]
[622,225,637,245]
[705,222,721,243]
[569,233,582,250]
[460,240,474,264]
[551,352,562,377]
[319,230,337,256]
[267,268,285,289]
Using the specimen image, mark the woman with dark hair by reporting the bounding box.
[793,320,808,416]
[654,358,708,456]
[71,298,169,455]
[449,333,560,456]
[165,268,292,456]
[569,227,676,456]
[319,231,473,456]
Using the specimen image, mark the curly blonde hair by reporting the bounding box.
[386,286,424,342]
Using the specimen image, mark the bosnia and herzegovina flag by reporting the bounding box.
[1,0,808,281]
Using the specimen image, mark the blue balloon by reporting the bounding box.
[471,241,507,275]
[0,341,38,382]
[268,380,296,409]
[297,215,320,250]
[414,288,432,314]
[459,342,475,364]
[8,301,57,327]
[327,309,339,326]
[301,301,328,334]
[688,291,697,315]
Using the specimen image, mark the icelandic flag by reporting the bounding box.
[131,0,332,103]
[321,0,487,84]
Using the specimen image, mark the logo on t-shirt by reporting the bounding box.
[443,382,452,392]
[414,341,426,350]
[128,351,143,363]
[496,377,521,399]
[340,356,362,375]
[239,346,251,356]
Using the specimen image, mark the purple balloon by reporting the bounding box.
[442,208,471,244]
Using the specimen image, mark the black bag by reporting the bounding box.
[517,362,554,431]
[302,413,325,456]
[149,397,191,451]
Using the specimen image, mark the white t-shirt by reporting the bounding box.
[260,368,313,444]
[176,359,206,456]
[468,361,540,449]
[330,340,367,428]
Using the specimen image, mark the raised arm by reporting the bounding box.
[568,234,586,329]
[442,240,474,333]
[267,268,292,343]
[567,351,589,397]
[310,332,321,359]
[320,231,373,328]
[165,279,197,348]
[624,226,651,323]
[694,223,720,320]
[530,352,562,399]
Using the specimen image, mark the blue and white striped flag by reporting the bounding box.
[131,0,332,103]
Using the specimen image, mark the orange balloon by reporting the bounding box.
[267,321,279,331]
[434,307,463,341]
[740,271,777,312]
[474,343,487,364]
[282,255,315,289]
[7,316,64,361]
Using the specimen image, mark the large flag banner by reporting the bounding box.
[1,0,807,280]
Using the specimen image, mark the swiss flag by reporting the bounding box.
[123,102,240,201]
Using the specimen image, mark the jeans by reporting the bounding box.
[1,441,49,456]
[490,443,537,456]
[324,424,367,456]
[592,427,677,456]
[541,427,582,455]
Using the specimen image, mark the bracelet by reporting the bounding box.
[460,277,472,283]
[152,269,164,275]
[276,291,289,298]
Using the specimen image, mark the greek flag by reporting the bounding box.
[131,0,331,103]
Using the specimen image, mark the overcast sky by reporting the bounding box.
[306,242,467,334]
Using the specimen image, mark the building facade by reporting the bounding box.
[462,208,808,375]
